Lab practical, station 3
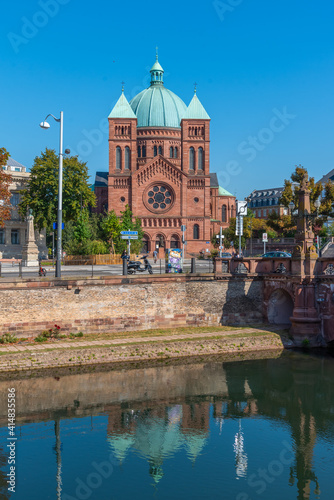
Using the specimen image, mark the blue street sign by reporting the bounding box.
[53,223,65,230]
[120,231,138,236]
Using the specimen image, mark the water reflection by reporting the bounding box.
[0,351,333,499]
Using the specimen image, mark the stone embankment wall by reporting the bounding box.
[0,275,264,337]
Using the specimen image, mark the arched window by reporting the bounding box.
[116,146,121,169]
[137,146,141,158]
[174,147,178,158]
[170,147,173,158]
[222,205,227,222]
[142,145,146,157]
[158,146,162,155]
[154,146,157,157]
[189,147,195,170]
[125,147,130,169]
[170,234,180,249]
[193,224,200,240]
[198,147,203,170]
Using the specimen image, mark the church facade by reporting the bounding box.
[94,57,235,254]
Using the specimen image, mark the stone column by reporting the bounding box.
[21,211,39,267]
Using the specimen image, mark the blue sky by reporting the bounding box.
[2,0,334,199]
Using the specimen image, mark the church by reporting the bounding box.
[94,55,235,254]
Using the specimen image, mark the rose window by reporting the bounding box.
[147,185,172,210]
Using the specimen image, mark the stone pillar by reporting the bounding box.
[21,212,39,267]
[290,281,321,345]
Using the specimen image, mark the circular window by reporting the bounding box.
[120,197,125,202]
[144,184,174,212]
[194,197,199,203]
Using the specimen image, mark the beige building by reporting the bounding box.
[0,158,47,259]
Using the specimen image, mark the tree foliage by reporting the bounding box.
[19,149,96,230]
[218,216,276,250]
[0,148,11,227]
[102,205,144,254]
[280,165,330,214]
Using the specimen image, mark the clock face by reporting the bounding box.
[144,184,174,213]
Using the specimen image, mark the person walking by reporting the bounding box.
[153,249,158,263]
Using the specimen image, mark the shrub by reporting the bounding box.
[34,324,62,342]
[0,333,18,344]
[69,332,84,339]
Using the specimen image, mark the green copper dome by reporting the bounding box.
[130,58,187,128]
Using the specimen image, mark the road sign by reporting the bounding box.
[53,223,64,230]
[237,200,248,216]
[120,231,138,236]
[181,225,186,232]
[121,235,138,240]
[262,233,268,242]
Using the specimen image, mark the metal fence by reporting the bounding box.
[0,258,215,279]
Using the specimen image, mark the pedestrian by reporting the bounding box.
[121,249,128,260]
[153,249,158,263]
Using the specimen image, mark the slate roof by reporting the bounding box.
[210,173,219,187]
[317,169,334,185]
[95,171,108,187]
[6,158,26,169]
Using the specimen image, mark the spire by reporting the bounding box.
[183,93,210,120]
[108,92,136,119]
[150,51,164,86]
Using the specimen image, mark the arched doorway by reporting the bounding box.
[267,289,294,325]
[141,234,150,254]
[170,234,180,249]
[155,234,166,250]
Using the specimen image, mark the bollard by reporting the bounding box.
[19,262,22,278]
[0,262,1,277]
[123,258,128,276]
[91,260,94,277]
[191,258,196,274]
[160,259,162,274]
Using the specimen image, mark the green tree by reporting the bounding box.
[101,205,144,255]
[19,148,96,230]
[120,205,144,254]
[102,209,122,254]
[73,209,91,243]
[0,148,11,227]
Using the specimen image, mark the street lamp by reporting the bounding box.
[40,112,63,278]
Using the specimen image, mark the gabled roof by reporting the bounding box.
[109,92,137,119]
[183,94,210,120]
[317,169,334,185]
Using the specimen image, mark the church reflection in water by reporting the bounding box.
[1,351,333,499]
[103,352,333,498]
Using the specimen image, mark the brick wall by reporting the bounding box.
[0,275,264,337]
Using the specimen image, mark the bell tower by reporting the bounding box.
[108,87,137,213]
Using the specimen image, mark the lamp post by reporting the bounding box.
[40,112,63,278]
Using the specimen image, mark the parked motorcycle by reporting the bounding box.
[127,255,153,274]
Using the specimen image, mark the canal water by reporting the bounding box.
[0,350,333,500]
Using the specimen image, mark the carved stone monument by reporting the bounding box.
[21,210,39,267]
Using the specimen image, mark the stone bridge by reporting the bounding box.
[215,253,334,345]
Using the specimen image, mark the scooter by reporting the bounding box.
[127,255,153,274]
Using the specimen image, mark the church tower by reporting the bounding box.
[108,88,137,213]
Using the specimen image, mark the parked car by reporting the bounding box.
[261,251,291,258]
